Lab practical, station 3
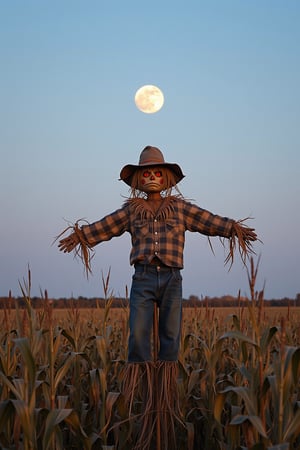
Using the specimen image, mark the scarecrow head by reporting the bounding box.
[120,146,185,194]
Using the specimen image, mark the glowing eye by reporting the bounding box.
[143,171,150,177]
[155,171,162,177]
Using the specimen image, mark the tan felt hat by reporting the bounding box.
[120,146,185,187]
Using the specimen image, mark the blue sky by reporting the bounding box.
[1,1,299,300]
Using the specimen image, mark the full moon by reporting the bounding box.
[134,85,164,114]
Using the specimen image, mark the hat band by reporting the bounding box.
[140,158,164,165]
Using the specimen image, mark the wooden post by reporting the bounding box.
[153,302,161,450]
[153,301,159,362]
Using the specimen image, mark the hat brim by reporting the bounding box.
[120,162,185,187]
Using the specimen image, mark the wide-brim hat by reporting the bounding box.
[120,146,185,187]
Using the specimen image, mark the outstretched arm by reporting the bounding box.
[183,201,260,268]
[55,207,129,277]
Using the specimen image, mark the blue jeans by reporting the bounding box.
[128,263,183,362]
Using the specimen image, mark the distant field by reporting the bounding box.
[2,305,300,325]
[48,305,300,321]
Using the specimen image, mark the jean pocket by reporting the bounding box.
[132,270,146,282]
[172,270,182,282]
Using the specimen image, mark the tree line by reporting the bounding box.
[0,294,300,309]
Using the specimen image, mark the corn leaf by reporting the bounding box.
[96,335,107,367]
[230,414,268,438]
[214,392,226,424]
[57,395,69,409]
[260,326,279,352]
[187,369,204,395]
[54,352,77,390]
[0,371,22,400]
[283,408,300,441]
[14,337,36,392]
[43,408,73,450]
[11,399,35,444]
[221,386,257,416]
[61,329,76,349]
[218,330,259,349]
[284,346,300,383]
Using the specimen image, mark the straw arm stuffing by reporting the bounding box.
[56,221,94,277]
[224,218,259,269]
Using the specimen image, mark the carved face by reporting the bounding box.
[139,167,165,192]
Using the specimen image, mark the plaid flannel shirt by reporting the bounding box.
[81,197,234,269]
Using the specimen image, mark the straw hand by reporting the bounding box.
[58,232,80,253]
[239,224,257,242]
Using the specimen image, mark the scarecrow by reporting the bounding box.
[57,146,258,449]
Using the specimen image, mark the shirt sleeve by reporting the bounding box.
[183,201,234,237]
[81,206,129,246]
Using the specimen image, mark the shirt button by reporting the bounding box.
[155,231,158,235]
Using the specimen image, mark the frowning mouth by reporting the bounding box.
[144,182,161,188]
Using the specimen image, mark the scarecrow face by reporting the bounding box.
[139,166,165,192]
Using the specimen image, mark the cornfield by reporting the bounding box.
[0,262,300,449]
